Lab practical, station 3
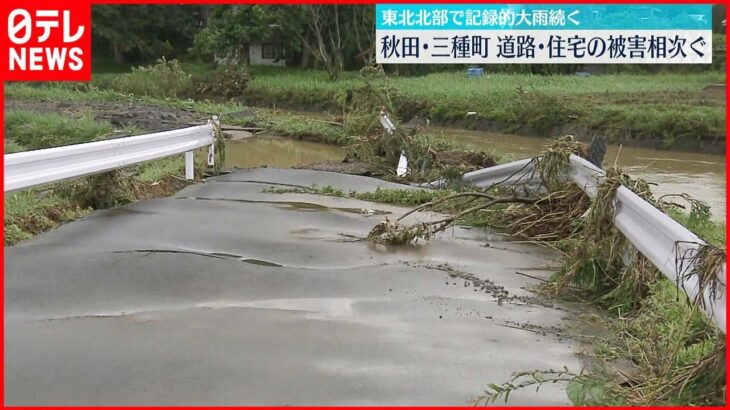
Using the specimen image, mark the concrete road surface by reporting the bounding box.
[5,169,586,405]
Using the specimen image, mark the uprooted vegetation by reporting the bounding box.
[335,76,500,182]
[4,62,725,404]
[6,64,724,403]
[226,74,503,182]
[359,136,725,406]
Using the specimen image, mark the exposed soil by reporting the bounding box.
[5,99,207,133]
[702,83,726,101]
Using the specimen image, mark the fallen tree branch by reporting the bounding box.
[369,192,539,245]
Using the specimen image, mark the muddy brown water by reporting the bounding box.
[431,126,726,221]
[227,126,726,221]
[225,134,343,169]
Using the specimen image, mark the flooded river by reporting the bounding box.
[225,134,343,169]
[226,128,725,221]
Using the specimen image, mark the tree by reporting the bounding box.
[194,6,374,78]
[92,5,203,64]
[351,5,376,67]
[191,6,304,65]
[712,4,726,33]
[284,5,374,79]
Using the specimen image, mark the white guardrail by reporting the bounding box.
[569,155,726,333]
[445,149,726,332]
[4,122,216,192]
[379,113,726,332]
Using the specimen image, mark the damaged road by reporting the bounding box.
[5,168,586,406]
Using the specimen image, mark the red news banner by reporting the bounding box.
[1,1,91,81]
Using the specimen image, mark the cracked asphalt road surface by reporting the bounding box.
[5,168,583,405]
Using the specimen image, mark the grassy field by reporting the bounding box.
[4,81,245,115]
[9,60,726,152]
[0,82,380,150]
[5,111,115,149]
[238,67,726,150]
[245,66,724,101]
[4,72,725,245]
[5,63,726,239]
[84,63,728,151]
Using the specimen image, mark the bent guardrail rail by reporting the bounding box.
[424,158,537,189]
[4,122,217,192]
[568,155,726,332]
[378,112,725,332]
[425,153,726,333]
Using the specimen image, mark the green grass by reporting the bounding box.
[5,82,246,114]
[668,208,726,246]
[248,109,347,145]
[247,66,724,100]
[93,58,194,99]
[588,277,725,406]
[354,187,445,205]
[3,82,498,173]
[4,111,113,149]
[242,67,726,147]
[16,65,727,146]
[4,189,92,245]
[4,139,26,153]
[484,273,725,406]
[5,82,249,118]
[136,156,186,183]
[5,82,128,102]
[8,64,725,149]
[4,155,193,245]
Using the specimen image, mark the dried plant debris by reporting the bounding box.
[339,80,499,181]
[367,192,538,245]
[491,185,590,241]
[367,218,433,245]
[676,243,726,311]
[535,135,583,191]
[355,132,725,405]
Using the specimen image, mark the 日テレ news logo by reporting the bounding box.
[2,2,90,81]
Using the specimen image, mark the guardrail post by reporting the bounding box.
[185,151,195,180]
[208,116,219,167]
[380,112,408,177]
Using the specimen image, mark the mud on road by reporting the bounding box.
[5,168,587,406]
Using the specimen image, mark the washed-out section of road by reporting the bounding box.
[5,168,586,406]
